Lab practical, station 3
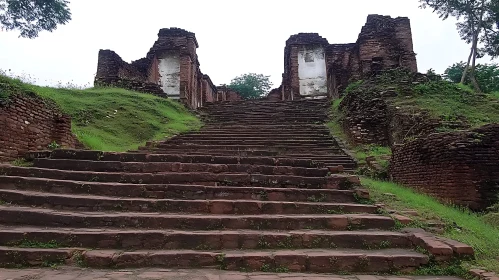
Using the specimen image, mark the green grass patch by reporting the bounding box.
[361,178,499,274]
[10,158,33,167]
[0,74,202,152]
[17,239,61,249]
[399,81,499,127]
[354,145,391,167]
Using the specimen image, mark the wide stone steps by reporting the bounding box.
[41,150,324,168]
[0,167,352,189]
[0,177,359,202]
[32,159,331,177]
[0,189,377,214]
[0,99,472,274]
[0,227,413,250]
[0,247,429,272]
[162,140,339,146]
[0,206,396,230]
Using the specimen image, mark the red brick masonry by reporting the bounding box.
[0,94,80,162]
[390,124,499,210]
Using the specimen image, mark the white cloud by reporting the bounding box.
[0,0,496,88]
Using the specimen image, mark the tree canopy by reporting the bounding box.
[444,61,499,93]
[419,0,499,92]
[0,0,72,38]
[228,73,273,99]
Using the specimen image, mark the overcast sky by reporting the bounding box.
[0,0,497,88]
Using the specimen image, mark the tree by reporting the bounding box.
[444,61,499,93]
[228,73,273,99]
[0,0,71,39]
[419,0,499,92]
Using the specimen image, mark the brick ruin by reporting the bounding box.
[94,28,241,109]
[390,124,499,210]
[0,94,81,162]
[271,14,418,100]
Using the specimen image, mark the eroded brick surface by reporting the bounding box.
[0,94,81,162]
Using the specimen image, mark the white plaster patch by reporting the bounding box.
[158,51,180,98]
[298,47,327,97]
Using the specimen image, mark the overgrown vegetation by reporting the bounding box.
[362,178,499,274]
[329,72,499,275]
[445,62,499,93]
[0,74,202,151]
[347,70,499,128]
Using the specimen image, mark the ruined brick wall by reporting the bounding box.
[390,124,499,210]
[266,86,283,101]
[281,15,418,100]
[339,91,390,145]
[357,15,417,75]
[283,33,329,100]
[338,90,457,146]
[0,94,81,162]
[94,50,164,96]
[326,44,357,98]
[202,75,216,103]
[226,89,243,101]
[216,86,243,101]
[95,28,220,109]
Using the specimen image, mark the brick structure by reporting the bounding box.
[390,124,499,210]
[0,94,81,162]
[95,28,221,109]
[279,15,417,100]
[215,85,243,102]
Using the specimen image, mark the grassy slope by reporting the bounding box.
[392,78,499,128]
[0,75,201,152]
[362,178,499,274]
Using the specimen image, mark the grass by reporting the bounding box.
[354,145,391,168]
[16,239,61,249]
[362,178,499,274]
[0,74,202,151]
[373,70,499,128]
[397,82,499,127]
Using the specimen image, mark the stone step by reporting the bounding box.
[0,176,359,202]
[42,150,323,167]
[142,150,281,157]
[0,247,429,272]
[146,144,343,149]
[162,140,339,146]
[0,206,396,230]
[169,135,333,140]
[0,166,354,189]
[0,227,412,250]
[191,128,332,133]
[32,159,331,177]
[0,189,377,214]
[141,147,344,154]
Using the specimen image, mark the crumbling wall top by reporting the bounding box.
[286,33,329,46]
[359,14,411,39]
[158,27,199,47]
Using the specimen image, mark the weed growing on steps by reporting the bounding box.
[260,263,289,273]
[72,251,86,267]
[16,239,61,249]
[216,253,227,270]
[10,158,33,167]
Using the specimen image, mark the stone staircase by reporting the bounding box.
[0,99,472,274]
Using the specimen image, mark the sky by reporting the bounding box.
[0,0,497,89]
